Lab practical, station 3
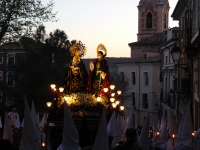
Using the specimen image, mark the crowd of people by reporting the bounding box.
[0,101,200,150]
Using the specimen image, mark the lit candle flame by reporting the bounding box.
[192,132,195,136]
[42,143,45,147]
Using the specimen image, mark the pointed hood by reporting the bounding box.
[180,102,193,145]
[3,111,13,142]
[125,108,135,129]
[92,107,109,150]
[57,102,80,150]
[177,108,186,143]
[107,111,120,137]
[110,113,121,148]
[159,120,168,142]
[15,114,20,128]
[39,113,46,129]
[168,110,178,135]
[138,113,150,150]
[19,98,41,150]
[117,114,126,136]
[159,117,166,131]
[31,100,39,130]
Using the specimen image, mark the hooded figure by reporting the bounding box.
[57,102,80,150]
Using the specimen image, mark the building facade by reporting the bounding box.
[115,0,171,126]
[171,0,200,130]
[158,27,184,123]
[137,0,169,41]
[0,42,26,110]
[115,55,161,126]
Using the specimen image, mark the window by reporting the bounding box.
[0,71,3,81]
[0,91,2,102]
[7,73,14,87]
[164,13,167,29]
[144,54,147,59]
[131,92,135,107]
[165,55,168,63]
[142,93,148,109]
[120,71,124,83]
[6,91,14,106]
[143,71,149,86]
[131,71,136,85]
[146,12,152,28]
[7,54,15,65]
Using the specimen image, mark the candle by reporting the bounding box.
[191,131,196,147]
[172,134,175,147]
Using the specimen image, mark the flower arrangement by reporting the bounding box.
[57,93,109,108]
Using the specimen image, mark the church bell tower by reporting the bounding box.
[137,0,170,41]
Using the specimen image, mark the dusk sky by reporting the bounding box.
[42,0,179,58]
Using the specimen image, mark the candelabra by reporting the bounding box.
[103,85,125,117]
[50,84,64,108]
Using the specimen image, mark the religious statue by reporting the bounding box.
[63,41,88,93]
[87,43,110,97]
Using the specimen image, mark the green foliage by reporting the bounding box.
[0,0,57,43]
[14,28,72,112]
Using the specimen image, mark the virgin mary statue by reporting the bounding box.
[63,41,88,93]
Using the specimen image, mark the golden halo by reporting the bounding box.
[70,41,87,57]
[96,43,107,56]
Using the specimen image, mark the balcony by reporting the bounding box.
[184,10,193,49]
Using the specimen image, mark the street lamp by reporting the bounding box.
[170,44,188,70]
[170,44,181,64]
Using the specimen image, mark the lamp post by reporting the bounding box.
[170,44,191,121]
[169,89,175,108]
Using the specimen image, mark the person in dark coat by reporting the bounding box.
[114,128,141,150]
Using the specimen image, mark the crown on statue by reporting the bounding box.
[70,41,87,57]
[96,43,107,56]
